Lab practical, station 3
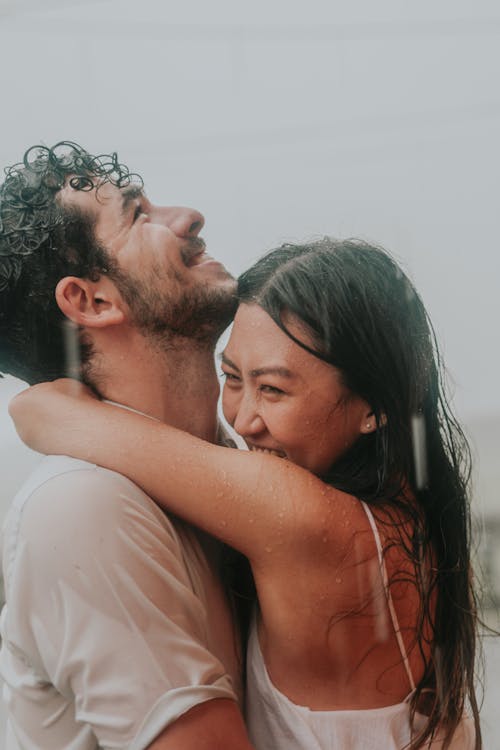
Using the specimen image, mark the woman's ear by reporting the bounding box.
[359,409,387,434]
[55,276,125,329]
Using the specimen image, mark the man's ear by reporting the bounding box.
[359,409,387,435]
[55,276,125,328]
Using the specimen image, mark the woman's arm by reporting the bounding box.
[9,380,343,564]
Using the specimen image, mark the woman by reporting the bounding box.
[11,238,480,749]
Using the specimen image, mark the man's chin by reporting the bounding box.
[144,285,237,346]
[199,265,237,288]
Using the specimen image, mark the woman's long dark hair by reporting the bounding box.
[238,238,480,749]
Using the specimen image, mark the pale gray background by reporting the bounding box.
[0,0,499,744]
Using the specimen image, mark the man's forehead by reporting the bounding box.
[58,178,143,211]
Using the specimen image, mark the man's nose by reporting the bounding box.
[163,206,205,238]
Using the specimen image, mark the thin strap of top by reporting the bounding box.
[361,501,416,692]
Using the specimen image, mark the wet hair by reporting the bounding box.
[238,237,480,749]
[0,141,142,384]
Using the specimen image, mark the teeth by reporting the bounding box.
[249,446,286,458]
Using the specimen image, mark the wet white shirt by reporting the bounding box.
[0,455,241,750]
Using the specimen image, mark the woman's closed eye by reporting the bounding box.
[258,384,285,396]
[221,369,241,384]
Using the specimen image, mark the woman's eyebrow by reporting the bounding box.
[220,352,240,371]
[250,366,294,378]
[221,352,293,379]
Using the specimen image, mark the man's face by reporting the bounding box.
[59,179,237,343]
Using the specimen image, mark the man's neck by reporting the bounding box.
[91,332,221,443]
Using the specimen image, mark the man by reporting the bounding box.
[0,142,254,749]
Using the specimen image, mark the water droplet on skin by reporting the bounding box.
[219,520,227,528]
[265,546,272,553]
[322,536,328,543]
[335,577,342,584]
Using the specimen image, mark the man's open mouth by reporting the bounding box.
[181,238,207,267]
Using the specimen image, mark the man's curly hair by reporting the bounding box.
[0,141,143,384]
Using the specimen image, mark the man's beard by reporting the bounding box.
[111,263,238,348]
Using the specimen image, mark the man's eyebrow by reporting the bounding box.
[121,185,144,214]
[220,353,294,379]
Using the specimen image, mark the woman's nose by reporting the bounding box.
[232,399,264,438]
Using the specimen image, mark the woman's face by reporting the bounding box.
[221,303,373,475]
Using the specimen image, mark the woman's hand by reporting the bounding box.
[9,378,99,456]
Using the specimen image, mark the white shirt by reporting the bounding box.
[0,455,241,750]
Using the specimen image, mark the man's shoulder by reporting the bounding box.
[1,455,191,595]
[17,454,98,491]
[4,455,178,551]
[8,455,135,515]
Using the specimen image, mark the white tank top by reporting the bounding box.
[245,503,476,750]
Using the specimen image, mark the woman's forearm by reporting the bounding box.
[10,384,322,562]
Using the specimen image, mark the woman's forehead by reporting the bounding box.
[226,304,327,374]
